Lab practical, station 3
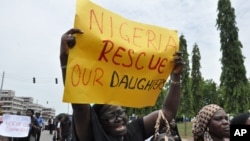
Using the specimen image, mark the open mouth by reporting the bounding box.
[115,125,125,131]
[223,126,230,132]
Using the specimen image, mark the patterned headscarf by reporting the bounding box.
[192,104,223,141]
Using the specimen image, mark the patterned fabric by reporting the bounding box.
[192,104,222,141]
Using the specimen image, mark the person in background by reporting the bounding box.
[169,119,182,141]
[61,114,72,141]
[19,109,40,141]
[16,111,21,115]
[48,116,55,135]
[59,28,184,141]
[230,112,250,125]
[35,112,44,141]
[55,116,63,141]
[192,104,230,141]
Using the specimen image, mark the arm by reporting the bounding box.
[60,28,92,140]
[56,122,62,139]
[143,52,184,137]
[31,117,41,132]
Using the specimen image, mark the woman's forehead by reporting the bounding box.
[213,109,227,116]
[100,105,123,114]
[104,105,122,111]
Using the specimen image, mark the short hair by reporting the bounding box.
[231,113,250,125]
[26,109,34,114]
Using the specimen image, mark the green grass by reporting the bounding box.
[176,122,193,138]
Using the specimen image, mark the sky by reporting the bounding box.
[0,0,249,115]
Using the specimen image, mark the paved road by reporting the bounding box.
[40,130,193,141]
[40,130,55,141]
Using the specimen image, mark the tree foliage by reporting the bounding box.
[216,0,249,113]
[191,43,202,114]
[201,79,220,105]
[178,35,193,118]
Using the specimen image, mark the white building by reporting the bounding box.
[0,90,55,120]
[0,90,25,114]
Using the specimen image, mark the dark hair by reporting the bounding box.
[26,109,34,114]
[57,116,63,122]
[92,104,105,116]
[231,113,250,125]
[16,111,21,115]
[92,104,112,117]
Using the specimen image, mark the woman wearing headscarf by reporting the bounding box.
[192,104,230,141]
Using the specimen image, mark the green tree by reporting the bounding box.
[201,79,219,105]
[191,43,202,114]
[216,0,249,113]
[178,35,193,118]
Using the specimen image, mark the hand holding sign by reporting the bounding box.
[60,28,83,57]
[62,0,179,107]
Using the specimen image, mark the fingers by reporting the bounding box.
[173,51,183,57]
[171,51,185,75]
[65,28,83,35]
[61,28,83,48]
[67,37,76,48]
[173,52,183,62]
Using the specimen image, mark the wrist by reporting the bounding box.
[171,80,181,85]
[171,74,180,81]
[60,54,68,66]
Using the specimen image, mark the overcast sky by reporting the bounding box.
[0,0,249,115]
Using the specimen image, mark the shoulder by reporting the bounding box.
[32,117,39,124]
[126,118,146,139]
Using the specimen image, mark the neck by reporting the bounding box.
[110,136,124,141]
[211,136,226,141]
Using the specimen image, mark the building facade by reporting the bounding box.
[0,90,55,120]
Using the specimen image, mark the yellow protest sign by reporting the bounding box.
[63,0,179,108]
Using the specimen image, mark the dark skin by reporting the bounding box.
[99,105,128,137]
[26,110,40,132]
[246,118,250,125]
[169,119,180,141]
[208,110,230,141]
[60,28,184,141]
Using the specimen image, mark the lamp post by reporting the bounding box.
[0,71,5,115]
[0,71,4,98]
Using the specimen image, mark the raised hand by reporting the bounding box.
[172,52,184,75]
[60,28,83,56]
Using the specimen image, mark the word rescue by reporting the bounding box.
[99,40,169,73]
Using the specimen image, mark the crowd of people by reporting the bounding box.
[52,115,72,141]
[59,28,250,141]
[0,110,72,141]
[2,27,249,141]
[0,26,249,141]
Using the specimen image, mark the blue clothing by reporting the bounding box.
[36,117,43,127]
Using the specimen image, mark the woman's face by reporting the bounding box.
[100,105,128,137]
[26,110,33,117]
[245,117,250,125]
[208,110,230,139]
[170,119,176,128]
